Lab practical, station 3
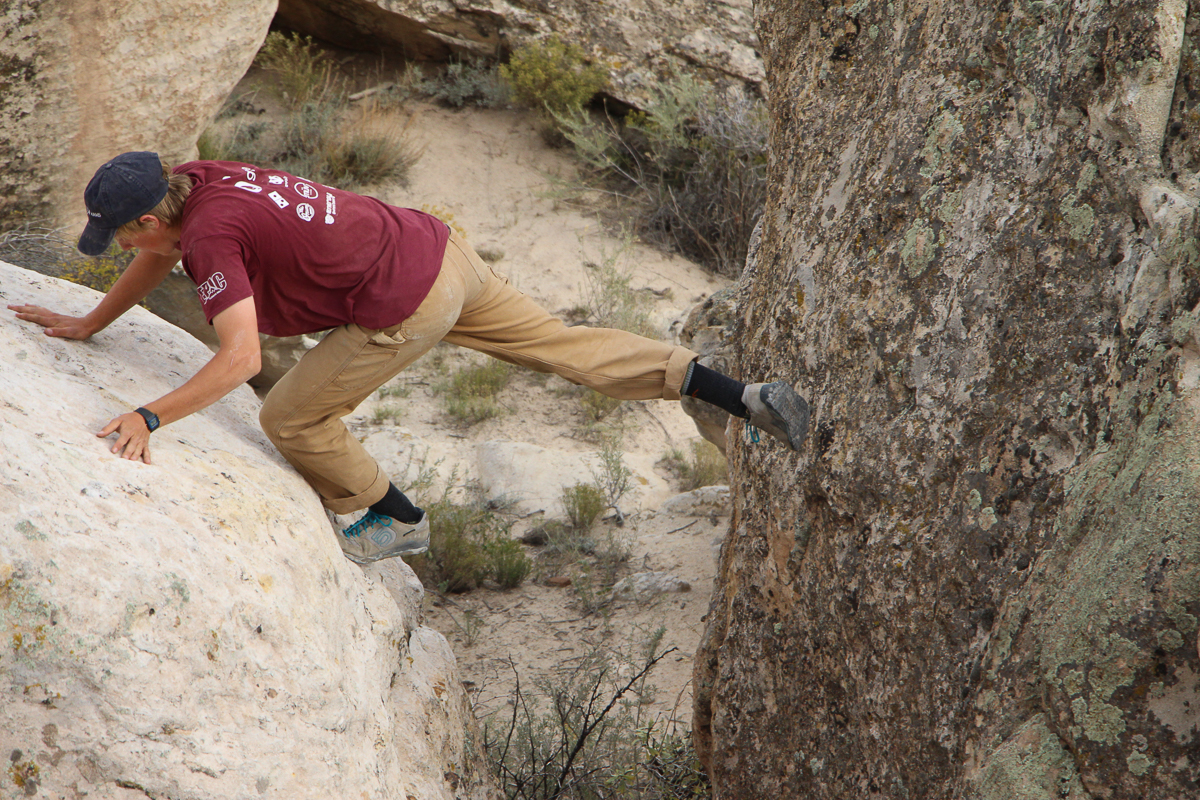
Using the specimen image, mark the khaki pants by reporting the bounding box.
[260,233,698,514]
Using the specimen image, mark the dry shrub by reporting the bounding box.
[557,77,767,275]
[421,59,509,108]
[0,226,136,299]
[483,633,710,799]
[255,30,338,109]
[199,34,423,190]
[663,440,728,491]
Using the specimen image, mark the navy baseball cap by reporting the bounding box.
[77,152,169,256]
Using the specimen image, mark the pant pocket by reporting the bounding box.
[370,325,407,346]
[330,340,405,392]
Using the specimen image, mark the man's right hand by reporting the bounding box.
[7,304,96,339]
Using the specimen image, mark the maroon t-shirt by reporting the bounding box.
[175,161,448,337]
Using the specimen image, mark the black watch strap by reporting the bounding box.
[134,407,160,433]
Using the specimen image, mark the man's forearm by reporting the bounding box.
[83,249,179,334]
[142,340,261,427]
[97,297,259,464]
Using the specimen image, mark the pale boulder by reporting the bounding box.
[1,1,276,231]
[0,262,495,800]
[610,571,692,602]
[659,485,731,517]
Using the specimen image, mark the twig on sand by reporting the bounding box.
[349,82,395,101]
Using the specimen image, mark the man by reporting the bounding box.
[9,152,810,565]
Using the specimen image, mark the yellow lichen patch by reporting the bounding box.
[8,757,39,791]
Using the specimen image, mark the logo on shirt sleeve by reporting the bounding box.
[294,182,319,199]
[325,193,337,224]
[197,272,228,303]
[268,191,290,210]
[296,203,316,222]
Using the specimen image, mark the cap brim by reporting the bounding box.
[77,221,116,257]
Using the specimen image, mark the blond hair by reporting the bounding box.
[114,164,192,237]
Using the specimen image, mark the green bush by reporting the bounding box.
[276,98,421,189]
[500,37,607,116]
[439,359,513,425]
[488,538,533,589]
[403,463,530,593]
[377,382,411,399]
[557,76,767,275]
[371,404,404,424]
[591,433,632,516]
[413,497,528,593]
[426,506,492,593]
[58,250,131,295]
[561,482,605,531]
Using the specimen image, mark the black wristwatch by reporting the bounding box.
[134,407,160,432]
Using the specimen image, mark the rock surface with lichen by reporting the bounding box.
[0,262,497,800]
[0,0,275,234]
[693,1,1200,798]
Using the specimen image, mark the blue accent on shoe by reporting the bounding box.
[344,510,392,538]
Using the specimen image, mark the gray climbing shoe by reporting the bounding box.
[742,382,810,450]
[337,511,430,564]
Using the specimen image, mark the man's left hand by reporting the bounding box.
[98,413,152,464]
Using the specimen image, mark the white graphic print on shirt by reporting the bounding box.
[223,169,334,227]
[197,271,227,302]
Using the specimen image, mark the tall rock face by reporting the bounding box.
[0,1,275,233]
[275,0,763,106]
[695,1,1200,799]
[0,262,496,800]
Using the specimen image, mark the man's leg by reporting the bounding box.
[440,236,697,400]
[440,235,810,448]
[259,257,469,514]
[680,361,811,451]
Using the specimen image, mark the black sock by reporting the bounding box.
[369,483,424,524]
[681,361,749,419]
